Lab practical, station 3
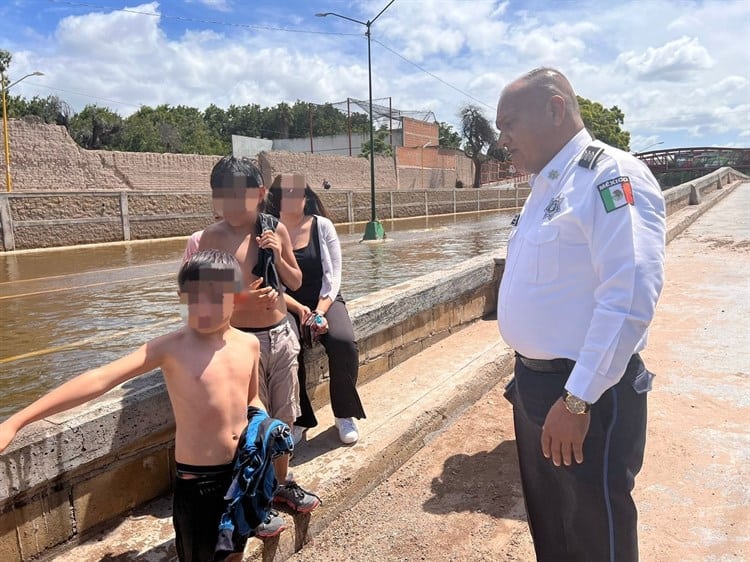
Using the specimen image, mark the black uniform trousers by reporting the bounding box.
[293,297,366,428]
[506,353,653,562]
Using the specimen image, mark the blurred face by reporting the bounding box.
[496,85,549,175]
[280,187,306,215]
[212,186,263,227]
[179,277,237,333]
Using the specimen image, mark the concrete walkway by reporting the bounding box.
[51,183,749,561]
[284,183,750,562]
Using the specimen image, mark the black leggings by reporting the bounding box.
[294,298,366,428]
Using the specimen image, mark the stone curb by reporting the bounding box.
[665,180,743,243]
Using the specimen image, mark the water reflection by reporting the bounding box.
[0,211,513,418]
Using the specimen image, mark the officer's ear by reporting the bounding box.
[548,95,566,127]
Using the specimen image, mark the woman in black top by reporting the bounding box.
[264,174,366,445]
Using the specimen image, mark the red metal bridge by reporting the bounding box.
[635,147,750,187]
[480,147,748,188]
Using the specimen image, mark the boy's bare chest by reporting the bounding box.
[227,234,259,279]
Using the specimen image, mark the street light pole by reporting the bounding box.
[1,71,44,192]
[316,0,394,241]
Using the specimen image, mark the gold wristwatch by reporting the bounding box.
[563,391,591,415]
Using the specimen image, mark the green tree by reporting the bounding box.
[69,104,123,149]
[0,49,11,81]
[438,122,461,149]
[360,125,393,158]
[271,102,293,139]
[116,104,224,154]
[578,96,630,151]
[460,104,497,187]
[6,93,71,127]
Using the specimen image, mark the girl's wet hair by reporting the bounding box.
[262,175,329,218]
[177,249,243,292]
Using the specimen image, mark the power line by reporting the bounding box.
[49,0,361,36]
[20,81,143,109]
[372,38,496,111]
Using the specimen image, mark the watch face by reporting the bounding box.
[564,393,589,414]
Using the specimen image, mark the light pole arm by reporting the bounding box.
[315,12,367,26]
[8,72,43,91]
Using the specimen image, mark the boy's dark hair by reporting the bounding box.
[210,156,264,190]
[263,174,329,218]
[177,249,243,292]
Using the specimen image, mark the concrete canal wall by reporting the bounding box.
[0,185,531,252]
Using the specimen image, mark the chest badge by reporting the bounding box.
[543,193,565,221]
[548,169,560,180]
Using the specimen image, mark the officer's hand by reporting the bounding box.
[541,398,591,466]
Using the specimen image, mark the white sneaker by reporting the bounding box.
[291,426,307,446]
[334,417,359,444]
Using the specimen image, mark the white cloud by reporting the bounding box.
[617,36,714,81]
[4,0,748,150]
[191,0,231,11]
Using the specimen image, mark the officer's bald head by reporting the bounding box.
[505,67,580,118]
[496,67,585,174]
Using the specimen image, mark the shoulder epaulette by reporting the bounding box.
[578,144,605,169]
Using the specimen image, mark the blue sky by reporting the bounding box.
[1,0,748,151]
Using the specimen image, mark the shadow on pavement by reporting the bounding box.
[423,439,524,520]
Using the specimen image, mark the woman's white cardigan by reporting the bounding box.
[314,215,342,301]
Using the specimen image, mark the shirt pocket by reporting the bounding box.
[522,225,560,284]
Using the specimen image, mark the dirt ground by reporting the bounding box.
[287,186,750,562]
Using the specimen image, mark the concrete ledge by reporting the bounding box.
[666,179,744,243]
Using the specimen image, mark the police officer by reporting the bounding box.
[496,68,666,561]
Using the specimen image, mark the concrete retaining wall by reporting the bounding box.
[0,253,503,560]
[661,166,738,216]
[0,185,532,252]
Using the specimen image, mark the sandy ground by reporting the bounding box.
[287,185,750,562]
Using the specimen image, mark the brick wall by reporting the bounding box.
[0,119,219,192]
[258,150,397,191]
[1,120,469,193]
[401,117,439,149]
[396,146,475,189]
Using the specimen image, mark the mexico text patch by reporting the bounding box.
[597,176,634,213]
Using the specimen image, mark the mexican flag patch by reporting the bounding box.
[597,176,634,213]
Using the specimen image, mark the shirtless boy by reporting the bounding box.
[198,156,320,521]
[0,250,265,562]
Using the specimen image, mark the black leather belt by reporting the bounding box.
[516,353,575,373]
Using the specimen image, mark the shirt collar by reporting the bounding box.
[530,129,593,190]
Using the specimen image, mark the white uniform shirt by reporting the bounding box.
[497,129,666,403]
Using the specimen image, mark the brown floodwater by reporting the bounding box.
[0,211,514,419]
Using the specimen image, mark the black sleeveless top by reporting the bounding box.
[287,217,324,310]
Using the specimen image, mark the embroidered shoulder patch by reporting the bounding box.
[578,145,605,169]
[597,176,634,213]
